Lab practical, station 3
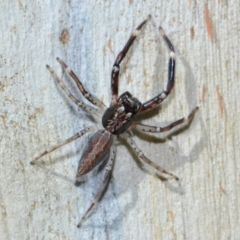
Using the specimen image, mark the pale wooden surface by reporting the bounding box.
[0,1,239,240]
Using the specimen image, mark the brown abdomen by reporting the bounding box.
[76,130,113,177]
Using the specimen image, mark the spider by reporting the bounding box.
[31,15,198,228]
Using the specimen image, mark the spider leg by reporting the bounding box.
[140,26,176,113]
[111,15,151,105]
[30,125,99,165]
[46,65,102,116]
[77,143,117,228]
[133,107,198,133]
[56,58,106,111]
[122,132,179,181]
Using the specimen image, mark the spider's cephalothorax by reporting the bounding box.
[31,15,198,228]
[102,91,142,135]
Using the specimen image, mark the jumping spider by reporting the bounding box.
[31,15,198,228]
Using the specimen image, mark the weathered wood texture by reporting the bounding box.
[0,1,239,239]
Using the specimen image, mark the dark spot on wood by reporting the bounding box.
[190,26,195,40]
[59,29,70,44]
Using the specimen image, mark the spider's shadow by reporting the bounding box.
[76,120,192,230]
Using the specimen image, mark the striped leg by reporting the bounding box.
[77,143,117,228]
[111,15,151,105]
[56,58,106,111]
[140,26,176,113]
[30,125,99,165]
[46,65,102,116]
[122,132,179,181]
[133,107,198,133]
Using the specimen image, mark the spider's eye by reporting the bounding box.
[117,106,125,114]
[125,112,132,120]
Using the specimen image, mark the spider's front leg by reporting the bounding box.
[140,27,176,113]
[46,65,102,116]
[56,58,106,111]
[111,15,151,105]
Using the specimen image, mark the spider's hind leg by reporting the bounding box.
[77,143,117,228]
[122,132,179,181]
[30,125,99,165]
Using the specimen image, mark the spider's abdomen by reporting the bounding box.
[102,91,142,135]
[76,130,113,177]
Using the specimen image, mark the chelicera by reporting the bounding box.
[31,15,198,228]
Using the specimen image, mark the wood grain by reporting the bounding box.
[0,1,239,239]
